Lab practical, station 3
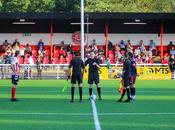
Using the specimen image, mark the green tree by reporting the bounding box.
[55,0,80,12]
[28,0,55,12]
[1,0,30,12]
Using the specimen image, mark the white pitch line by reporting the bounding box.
[91,99,102,130]
[0,112,175,116]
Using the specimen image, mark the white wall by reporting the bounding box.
[0,33,174,45]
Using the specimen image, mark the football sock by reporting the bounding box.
[119,89,126,100]
[11,87,16,99]
[89,88,92,96]
[71,87,75,101]
[97,87,101,98]
[126,88,130,100]
[79,87,82,101]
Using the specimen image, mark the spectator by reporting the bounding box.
[170,46,175,56]
[38,39,44,51]
[126,41,133,53]
[25,43,32,54]
[168,41,174,51]
[67,44,73,54]
[2,40,9,52]
[108,40,113,50]
[149,40,156,55]
[19,46,25,59]
[92,43,98,56]
[12,40,20,54]
[12,39,20,47]
[161,56,168,64]
[119,40,126,51]
[134,47,140,58]
[139,40,146,54]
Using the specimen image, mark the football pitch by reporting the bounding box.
[0,80,175,130]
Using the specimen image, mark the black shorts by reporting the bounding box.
[12,74,19,85]
[130,74,136,85]
[88,73,99,84]
[71,73,83,84]
[122,75,130,87]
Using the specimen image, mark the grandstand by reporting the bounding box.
[0,13,175,65]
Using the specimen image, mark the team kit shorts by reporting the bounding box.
[88,73,99,84]
[11,74,19,85]
[71,73,83,84]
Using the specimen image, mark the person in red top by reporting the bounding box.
[11,51,20,101]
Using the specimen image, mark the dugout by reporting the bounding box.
[0,12,175,59]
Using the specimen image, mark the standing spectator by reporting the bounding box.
[38,39,44,52]
[168,55,175,79]
[119,40,126,51]
[170,46,175,56]
[149,40,156,55]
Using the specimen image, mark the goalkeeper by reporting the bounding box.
[68,52,85,103]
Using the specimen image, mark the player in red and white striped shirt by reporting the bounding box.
[11,51,20,101]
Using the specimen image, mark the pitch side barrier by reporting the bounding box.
[0,64,171,80]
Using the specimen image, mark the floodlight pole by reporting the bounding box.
[81,0,85,61]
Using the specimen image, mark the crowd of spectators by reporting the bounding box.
[0,38,175,65]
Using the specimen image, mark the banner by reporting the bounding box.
[107,66,171,80]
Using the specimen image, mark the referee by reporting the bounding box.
[68,52,85,103]
[85,51,102,100]
[117,52,131,102]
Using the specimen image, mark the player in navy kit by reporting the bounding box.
[130,53,137,101]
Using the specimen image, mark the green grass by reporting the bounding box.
[0,80,175,130]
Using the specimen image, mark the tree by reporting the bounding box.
[55,0,80,12]
[28,0,55,12]
[1,0,30,12]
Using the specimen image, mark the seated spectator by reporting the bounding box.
[60,55,67,64]
[126,41,133,53]
[12,40,20,54]
[170,46,175,55]
[67,44,73,54]
[119,40,126,51]
[92,43,98,56]
[108,40,113,50]
[20,46,25,59]
[147,47,152,57]
[59,47,66,56]
[134,47,140,58]
[5,45,12,57]
[149,40,156,55]
[12,39,20,47]
[38,39,44,51]
[2,40,9,53]
[25,43,32,54]
[161,56,168,64]
[139,40,146,53]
